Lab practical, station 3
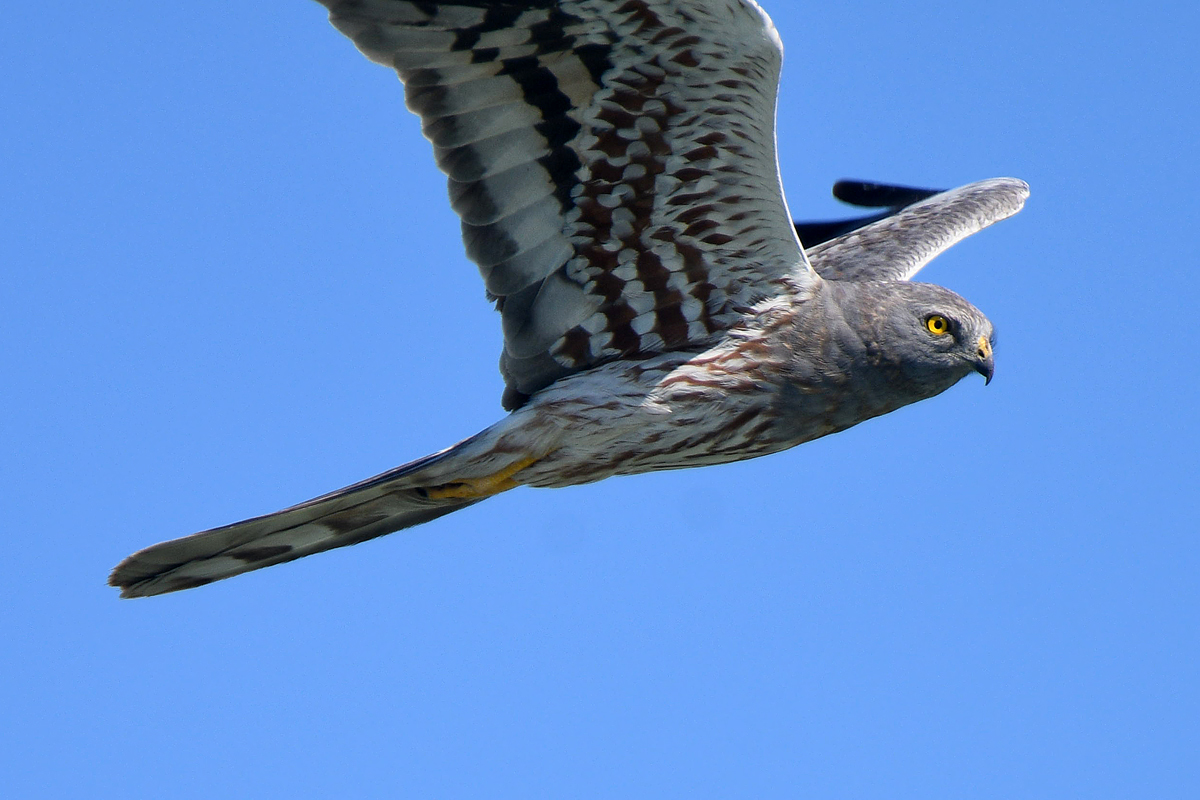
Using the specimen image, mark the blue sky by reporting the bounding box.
[3,0,1197,797]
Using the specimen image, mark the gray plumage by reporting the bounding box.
[109,0,1027,598]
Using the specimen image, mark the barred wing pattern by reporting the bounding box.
[322,0,812,408]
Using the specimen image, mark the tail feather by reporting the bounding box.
[109,439,486,598]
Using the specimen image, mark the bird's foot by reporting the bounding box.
[423,454,540,500]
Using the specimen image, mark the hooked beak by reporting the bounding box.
[974,336,995,385]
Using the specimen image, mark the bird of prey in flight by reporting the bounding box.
[110,0,1028,597]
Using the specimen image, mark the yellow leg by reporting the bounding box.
[424,454,541,500]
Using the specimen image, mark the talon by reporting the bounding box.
[424,454,540,500]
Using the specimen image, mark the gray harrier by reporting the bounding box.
[110,0,1028,597]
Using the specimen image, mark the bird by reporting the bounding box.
[109,0,1028,598]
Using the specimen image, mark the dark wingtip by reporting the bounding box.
[795,214,889,247]
[795,180,950,247]
[831,180,944,209]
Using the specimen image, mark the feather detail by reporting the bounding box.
[807,178,1030,282]
[109,439,496,598]
[319,0,812,408]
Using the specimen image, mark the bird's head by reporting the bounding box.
[847,281,995,398]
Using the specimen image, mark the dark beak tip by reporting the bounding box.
[974,337,994,385]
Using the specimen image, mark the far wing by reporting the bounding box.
[319,0,811,408]
[806,178,1029,282]
[793,180,942,247]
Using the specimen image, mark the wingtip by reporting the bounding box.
[832,177,1030,213]
[831,180,944,209]
[904,177,1031,223]
[980,176,1030,197]
[1008,177,1031,203]
[963,177,1031,219]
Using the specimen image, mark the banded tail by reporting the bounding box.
[109,435,520,598]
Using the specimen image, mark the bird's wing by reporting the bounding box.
[793,180,942,248]
[805,177,1029,282]
[318,0,812,409]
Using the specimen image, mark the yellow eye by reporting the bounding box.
[926,315,950,335]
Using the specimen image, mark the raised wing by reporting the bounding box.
[806,178,1030,282]
[319,0,811,408]
[793,180,942,247]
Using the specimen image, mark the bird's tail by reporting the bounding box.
[109,432,526,598]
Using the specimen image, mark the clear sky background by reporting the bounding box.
[3,1,1197,797]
